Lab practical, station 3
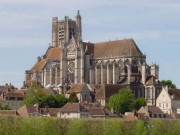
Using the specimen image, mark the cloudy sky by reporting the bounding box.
[0,0,180,88]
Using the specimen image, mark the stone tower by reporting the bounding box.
[52,10,82,47]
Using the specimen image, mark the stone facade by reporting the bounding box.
[156,86,180,115]
[24,11,161,104]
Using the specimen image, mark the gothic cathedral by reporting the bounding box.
[24,11,162,106]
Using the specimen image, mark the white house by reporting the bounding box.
[156,86,180,115]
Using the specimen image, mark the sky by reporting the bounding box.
[0,0,180,88]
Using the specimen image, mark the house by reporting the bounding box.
[84,103,118,118]
[138,106,165,119]
[66,83,101,103]
[58,102,118,119]
[156,86,180,115]
[17,104,39,117]
[58,103,89,118]
[39,108,60,117]
[4,91,24,110]
[0,89,26,110]
[145,75,162,106]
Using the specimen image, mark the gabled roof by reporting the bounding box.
[88,108,105,116]
[59,103,87,113]
[30,59,46,72]
[146,75,161,85]
[96,84,126,99]
[17,104,38,117]
[168,89,180,100]
[92,39,143,58]
[29,47,60,72]
[147,106,164,114]
[67,83,91,93]
[138,106,164,115]
[40,108,60,117]
[46,47,61,59]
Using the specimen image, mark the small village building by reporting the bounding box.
[156,86,180,115]
[138,106,165,119]
[17,104,39,117]
[58,103,89,118]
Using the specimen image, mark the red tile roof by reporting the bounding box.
[46,47,61,59]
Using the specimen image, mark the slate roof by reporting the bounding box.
[168,89,180,100]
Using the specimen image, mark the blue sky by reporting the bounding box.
[0,0,180,88]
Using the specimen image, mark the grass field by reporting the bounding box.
[0,116,179,135]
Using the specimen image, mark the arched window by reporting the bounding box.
[131,61,139,73]
[124,66,128,74]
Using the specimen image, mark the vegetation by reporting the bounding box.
[134,98,146,110]
[161,80,176,89]
[22,85,68,108]
[39,95,68,108]
[108,88,134,114]
[68,92,79,103]
[22,85,47,105]
[108,88,146,114]
[0,103,11,110]
[0,117,179,135]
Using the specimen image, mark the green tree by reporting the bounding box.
[134,98,146,110]
[161,80,176,89]
[68,92,79,103]
[39,94,68,108]
[108,88,134,114]
[22,85,47,105]
[0,103,11,110]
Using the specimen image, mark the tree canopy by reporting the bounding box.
[0,103,11,110]
[108,88,134,114]
[134,98,146,110]
[22,85,47,105]
[39,95,68,108]
[161,80,176,89]
[68,92,79,103]
[22,85,68,108]
[108,88,146,114]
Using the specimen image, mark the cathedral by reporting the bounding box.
[24,11,162,106]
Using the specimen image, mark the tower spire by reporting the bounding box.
[76,10,82,41]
